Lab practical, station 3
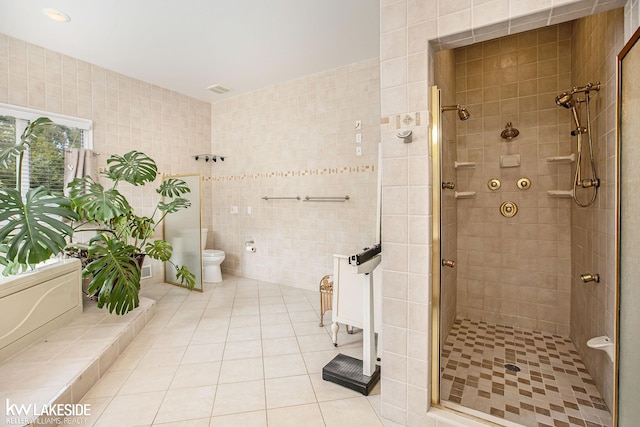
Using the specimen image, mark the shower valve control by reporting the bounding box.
[441,182,455,190]
[442,259,455,268]
[517,177,531,190]
[580,178,600,188]
[580,273,600,283]
[488,179,501,191]
[500,201,518,218]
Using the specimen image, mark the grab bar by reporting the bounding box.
[262,196,301,200]
[303,196,350,202]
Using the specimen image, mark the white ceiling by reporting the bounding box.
[0,1,380,102]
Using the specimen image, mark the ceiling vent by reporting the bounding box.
[207,84,231,94]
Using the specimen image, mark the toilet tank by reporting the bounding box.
[201,228,208,250]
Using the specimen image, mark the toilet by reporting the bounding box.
[201,228,225,283]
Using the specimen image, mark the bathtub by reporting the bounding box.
[0,258,82,363]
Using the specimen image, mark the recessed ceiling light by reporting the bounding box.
[42,8,71,23]
[207,84,231,94]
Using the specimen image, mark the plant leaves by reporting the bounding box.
[0,186,77,266]
[68,177,132,222]
[0,141,26,170]
[105,150,157,186]
[0,118,53,169]
[175,265,195,290]
[158,197,191,214]
[144,240,172,261]
[157,178,191,198]
[84,233,141,315]
[127,216,154,241]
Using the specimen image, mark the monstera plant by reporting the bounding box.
[0,117,77,273]
[0,117,195,315]
[66,150,196,314]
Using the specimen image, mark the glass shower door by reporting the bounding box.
[163,174,203,291]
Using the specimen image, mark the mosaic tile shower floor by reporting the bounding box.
[440,318,612,427]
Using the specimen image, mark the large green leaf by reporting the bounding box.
[175,265,196,289]
[0,117,53,169]
[145,239,172,261]
[105,150,157,186]
[68,177,132,222]
[84,233,141,315]
[158,197,191,214]
[0,186,77,267]
[157,178,191,197]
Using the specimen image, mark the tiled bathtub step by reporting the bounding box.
[0,297,155,427]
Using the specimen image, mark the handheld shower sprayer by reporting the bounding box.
[555,82,600,207]
[555,92,585,133]
[555,82,601,109]
[555,92,574,108]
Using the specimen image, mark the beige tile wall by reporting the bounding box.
[0,34,213,283]
[379,0,629,426]
[570,9,624,411]
[452,25,574,336]
[626,0,640,40]
[209,58,380,291]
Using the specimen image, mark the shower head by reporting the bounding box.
[555,92,574,108]
[458,107,470,121]
[441,105,471,121]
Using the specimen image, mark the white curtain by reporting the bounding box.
[63,148,97,196]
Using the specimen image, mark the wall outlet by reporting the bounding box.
[356,146,362,156]
[355,120,362,130]
[230,205,238,214]
[247,206,252,215]
[356,133,362,143]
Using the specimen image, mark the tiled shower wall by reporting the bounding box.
[453,25,574,335]
[210,58,380,291]
[0,34,213,282]
[570,9,624,411]
[434,50,458,341]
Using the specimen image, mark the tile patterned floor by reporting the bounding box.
[71,276,382,427]
[441,318,613,427]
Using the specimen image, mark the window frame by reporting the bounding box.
[0,103,94,194]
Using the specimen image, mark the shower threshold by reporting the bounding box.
[440,318,612,427]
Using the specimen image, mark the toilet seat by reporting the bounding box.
[203,249,224,259]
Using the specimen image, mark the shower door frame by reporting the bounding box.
[429,85,510,425]
[430,85,442,405]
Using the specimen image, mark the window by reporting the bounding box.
[0,104,92,195]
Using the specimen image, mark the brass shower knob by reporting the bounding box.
[500,201,518,218]
[488,178,501,191]
[517,177,531,190]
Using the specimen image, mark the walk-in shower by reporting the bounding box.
[431,14,620,426]
[555,81,601,207]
